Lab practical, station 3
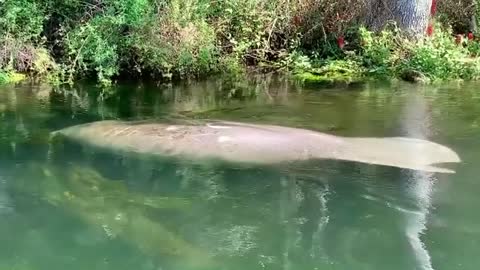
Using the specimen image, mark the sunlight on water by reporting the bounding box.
[0,77,479,270]
[401,92,435,270]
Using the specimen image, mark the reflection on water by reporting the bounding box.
[0,175,12,215]
[0,76,479,270]
[401,92,435,270]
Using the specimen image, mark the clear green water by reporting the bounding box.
[0,77,479,270]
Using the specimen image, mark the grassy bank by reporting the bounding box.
[293,24,480,85]
[0,71,26,84]
[1,0,480,86]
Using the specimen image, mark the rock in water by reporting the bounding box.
[51,120,461,173]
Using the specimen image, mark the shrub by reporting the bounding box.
[0,0,46,42]
[0,0,60,84]
[131,17,218,79]
[357,25,402,78]
[397,24,480,81]
[437,0,476,34]
[2,0,480,86]
[294,22,480,84]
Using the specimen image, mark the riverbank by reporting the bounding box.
[0,71,26,84]
[292,25,480,85]
[2,0,480,87]
[3,26,480,87]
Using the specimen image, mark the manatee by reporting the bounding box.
[51,120,461,173]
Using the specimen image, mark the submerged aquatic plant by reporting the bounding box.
[12,163,214,269]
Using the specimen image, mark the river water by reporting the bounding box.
[0,76,478,270]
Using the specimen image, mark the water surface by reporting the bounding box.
[0,77,478,270]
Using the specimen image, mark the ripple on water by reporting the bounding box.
[199,225,258,257]
[0,176,12,215]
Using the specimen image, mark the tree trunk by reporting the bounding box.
[365,0,433,36]
[471,0,478,32]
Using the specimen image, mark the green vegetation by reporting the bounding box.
[293,24,480,84]
[0,71,26,84]
[1,0,300,85]
[1,0,480,85]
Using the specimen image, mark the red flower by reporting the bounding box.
[468,32,474,41]
[430,0,437,16]
[337,36,345,49]
[426,24,434,36]
[292,15,302,26]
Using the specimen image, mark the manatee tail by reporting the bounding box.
[339,137,461,173]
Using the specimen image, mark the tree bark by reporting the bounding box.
[471,0,478,32]
[365,0,433,36]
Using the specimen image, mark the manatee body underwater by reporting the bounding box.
[51,120,461,173]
